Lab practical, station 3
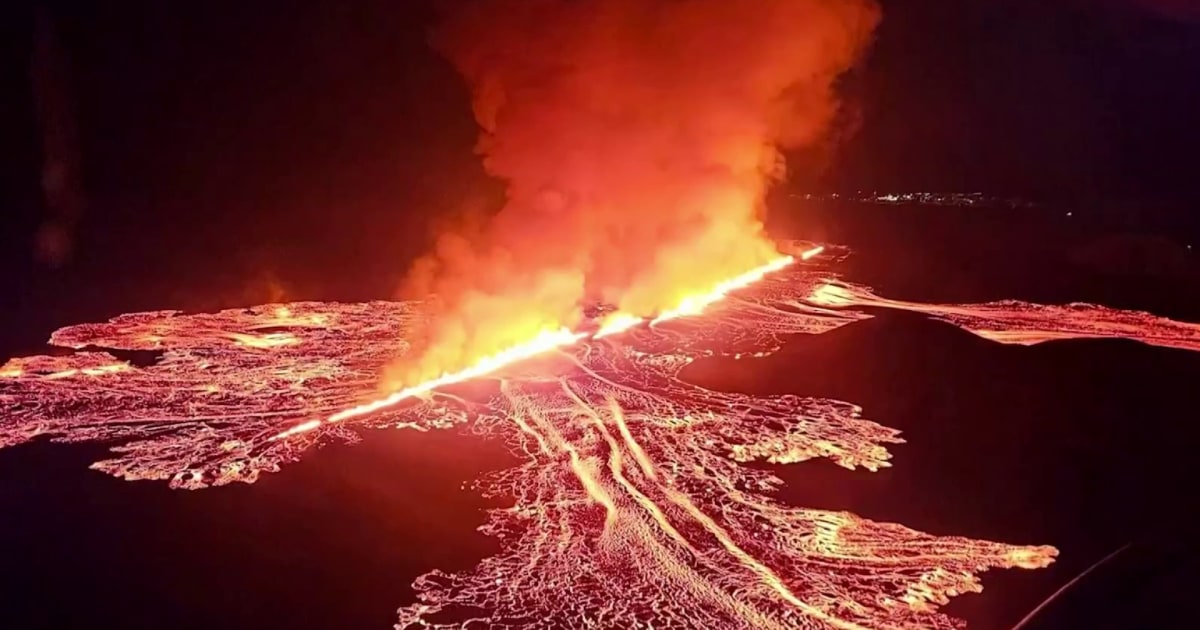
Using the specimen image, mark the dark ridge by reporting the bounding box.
[1,343,164,368]
[681,310,1012,396]
[76,344,165,368]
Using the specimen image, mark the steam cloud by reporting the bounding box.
[388,0,879,386]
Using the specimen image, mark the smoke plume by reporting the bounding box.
[387,0,879,387]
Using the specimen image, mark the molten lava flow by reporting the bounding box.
[596,246,823,338]
[15,241,1200,627]
[330,327,584,422]
[230,332,301,348]
[595,312,645,339]
[270,327,585,440]
[808,280,1200,352]
[652,255,796,325]
[800,245,826,261]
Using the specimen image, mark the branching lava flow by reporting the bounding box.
[6,242,1198,628]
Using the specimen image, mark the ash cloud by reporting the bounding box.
[389,0,879,385]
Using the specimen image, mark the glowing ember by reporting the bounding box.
[10,242,1199,628]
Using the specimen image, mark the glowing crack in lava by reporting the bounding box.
[8,243,1200,628]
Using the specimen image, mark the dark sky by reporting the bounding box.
[828,0,1200,198]
[0,0,1198,348]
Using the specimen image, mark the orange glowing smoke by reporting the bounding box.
[392,0,880,387]
[17,244,1200,627]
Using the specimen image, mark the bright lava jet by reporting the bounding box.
[6,242,1200,628]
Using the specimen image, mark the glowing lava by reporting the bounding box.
[652,255,796,325]
[808,280,1200,352]
[597,246,823,338]
[8,241,1199,628]
[595,312,645,339]
[272,327,585,440]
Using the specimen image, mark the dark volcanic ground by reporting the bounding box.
[3,201,1199,629]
